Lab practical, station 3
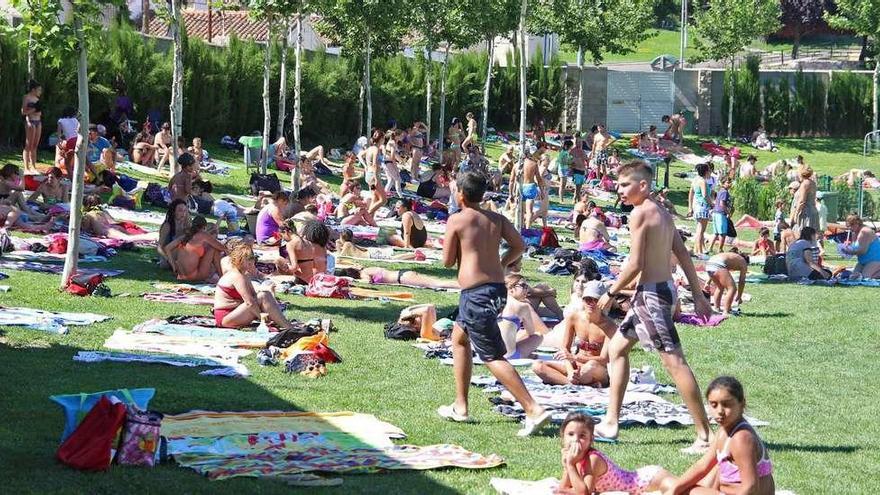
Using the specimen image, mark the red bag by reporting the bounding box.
[540,227,560,248]
[67,273,105,296]
[305,273,352,299]
[56,396,127,471]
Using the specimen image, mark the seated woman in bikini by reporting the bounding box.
[0,163,48,222]
[532,280,616,387]
[576,208,614,252]
[255,191,289,245]
[497,275,551,359]
[213,243,297,330]
[81,194,159,242]
[505,273,565,320]
[337,182,377,227]
[28,167,69,207]
[394,200,429,248]
[338,266,459,290]
[165,215,226,283]
[275,219,329,284]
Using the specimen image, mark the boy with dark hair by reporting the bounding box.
[440,172,551,436]
[168,153,195,202]
[595,161,713,453]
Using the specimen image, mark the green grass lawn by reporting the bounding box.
[0,139,879,493]
[558,29,862,65]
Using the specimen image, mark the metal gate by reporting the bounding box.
[606,72,674,133]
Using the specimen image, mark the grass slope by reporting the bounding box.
[0,138,878,494]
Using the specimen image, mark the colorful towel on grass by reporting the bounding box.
[104,206,165,225]
[104,329,252,362]
[153,282,216,294]
[163,411,502,480]
[118,160,171,179]
[143,292,215,305]
[132,319,267,348]
[4,251,107,263]
[0,260,123,277]
[73,350,247,377]
[675,313,729,327]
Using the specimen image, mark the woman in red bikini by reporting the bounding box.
[213,243,297,329]
[165,216,226,282]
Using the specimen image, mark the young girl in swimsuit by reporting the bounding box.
[669,376,775,494]
[165,216,226,282]
[81,194,159,242]
[557,412,675,494]
[213,243,297,330]
[21,80,43,173]
[364,129,387,214]
[382,129,404,196]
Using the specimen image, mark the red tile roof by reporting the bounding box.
[148,9,269,42]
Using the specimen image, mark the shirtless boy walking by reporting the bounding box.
[591,124,616,177]
[595,161,713,453]
[510,144,546,228]
[440,172,551,436]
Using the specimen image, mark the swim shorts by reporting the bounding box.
[212,199,238,222]
[704,256,726,276]
[571,170,586,186]
[521,183,539,200]
[619,280,681,352]
[712,212,729,235]
[456,282,508,362]
[593,149,609,166]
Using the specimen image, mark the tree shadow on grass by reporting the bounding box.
[0,341,465,494]
[765,442,860,454]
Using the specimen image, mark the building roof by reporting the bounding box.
[148,9,312,44]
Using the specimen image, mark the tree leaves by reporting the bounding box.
[690,0,782,63]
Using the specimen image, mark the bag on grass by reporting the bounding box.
[56,396,127,471]
[305,273,351,299]
[540,227,560,248]
[50,388,156,443]
[66,273,105,296]
[416,174,438,199]
[726,217,738,238]
[249,172,281,194]
[763,253,787,276]
[117,407,163,467]
[384,321,419,341]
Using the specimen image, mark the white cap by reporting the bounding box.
[582,280,607,300]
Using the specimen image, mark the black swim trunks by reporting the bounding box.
[456,282,508,362]
[619,280,681,352]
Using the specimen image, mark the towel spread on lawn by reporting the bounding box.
[132,319,267,348]
[479,374,767,428]
[142,292,216,305]
[104,206,166,225]
[104,329,252,362]
[0,260,123,277]
[163,410,503,480]
[0,307,109,333]
[73,350,247,377]
[4,251,108,263]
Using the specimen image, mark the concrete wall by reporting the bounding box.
[560,65,607,132]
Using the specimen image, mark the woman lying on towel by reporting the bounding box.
[81,194,159,242]
[533,281,617,387]
[165,215,226,283]
[213,242,296,330]
[396,304,441,340]
[275,219,329,284]
[339,266,459,290]
[0,163,48,222]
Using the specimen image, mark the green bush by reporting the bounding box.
[827,72,873,137]
[731,176,760,217]
[758,175,790,220]
[722,55,761,136]
[763,78,790,136]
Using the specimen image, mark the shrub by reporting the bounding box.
[731,176,760,217]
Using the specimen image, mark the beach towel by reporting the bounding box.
[0,260,123,277]
[132,319,267,348]
[73,350,248,377]
[4,251,107,263]
[103,329,252,362]
[0,307,110,334]
[118,160,171,179]
[142,292,215,306]
[675,313,729,327]
[153,282,216,294]
[104,206,165,225]
[349,287,414,301]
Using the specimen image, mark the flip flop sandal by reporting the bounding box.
[516,410,552,437]
[437,404,473,423]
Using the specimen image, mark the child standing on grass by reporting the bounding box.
[709,178,733,253]
[557,412,676,495]
[667,376,775,495]
[439,171,550,436]
[773,200,787,253]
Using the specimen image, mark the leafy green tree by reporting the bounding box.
[827,0,880,138]
[532,0,655,131]
[10,0,124,287]
[690,0,781,139]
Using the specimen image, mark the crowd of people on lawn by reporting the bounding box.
[16,76,880,494]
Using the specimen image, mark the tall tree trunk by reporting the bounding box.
[357,77,365,136]
[26,24,35,81]
[260,23,273,175]
[575,46,584,131]
[141,0,150,33]
[727,57,734,140]
[481,37,494,151]
[277,19,289,140]
[425,45,433,142]
[169,0,184,174]
[365,34,373,135]
[292,10,304,191]
[515,0,528,230]
[874,61,879,139]
[791,29,800,60]
[437,44,450,159]
[61,17,90,288]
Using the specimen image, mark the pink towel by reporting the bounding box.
[676,313,728,327]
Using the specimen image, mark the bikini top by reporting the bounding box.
[218,283,243,302]
[716,421,773,485]
[573,337,602,355]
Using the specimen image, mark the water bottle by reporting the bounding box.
[326,253,336,274]
[256,313,270,336]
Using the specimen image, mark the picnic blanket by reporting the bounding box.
[163,410,503,480]
[4,251,107,263]
[0,307,110,334]
[104,206,165,225]
[73,350,248,377]
[132,319,267,348]
[153,282,216,294]
[0,260,124,277]
[143,292,215,306]
[675,313,729,327]
[349,287,414,301]
[104,329,252,362]
[118,160,171,179]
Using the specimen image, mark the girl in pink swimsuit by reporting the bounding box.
[669,376,775,494]
[558,412,675,494]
